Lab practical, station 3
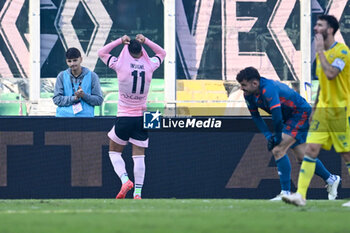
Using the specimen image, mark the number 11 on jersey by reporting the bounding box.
[131,70,145,94]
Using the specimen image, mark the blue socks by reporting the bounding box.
[275,154,291,192]
[275,155,333,191]
[315,159,332,182]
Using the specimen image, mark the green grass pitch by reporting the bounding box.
[0,199,349,233]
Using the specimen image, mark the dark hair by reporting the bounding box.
[236,67,261,82]
[318,15,339,35]
[128,39,142,55]
[65,47,81,59]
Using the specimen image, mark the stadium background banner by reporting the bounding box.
[176,0,350,81]
[1,0,350,115]
[0,117,349,199]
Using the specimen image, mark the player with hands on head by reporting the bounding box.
[236,66,340,201]
[98,34,166,199]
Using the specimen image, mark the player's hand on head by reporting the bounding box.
[121,35,130,44]
[136,34,145,44]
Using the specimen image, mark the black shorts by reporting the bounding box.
[108,116,149,147]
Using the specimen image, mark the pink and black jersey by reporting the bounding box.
[98,38,166,117]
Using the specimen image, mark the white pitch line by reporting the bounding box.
[0,209,139,214]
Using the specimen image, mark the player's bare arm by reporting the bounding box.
[315,34,340,80]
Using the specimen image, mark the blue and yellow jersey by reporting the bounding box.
[244,77,311,121]
[316,42,350,117]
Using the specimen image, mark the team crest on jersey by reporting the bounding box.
[150,57,158,63]
[338,135,346,141]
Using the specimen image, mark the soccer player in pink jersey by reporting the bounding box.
[98,34,166,199]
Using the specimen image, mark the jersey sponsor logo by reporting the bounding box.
[120,93,145,100]
[143,110,161,129]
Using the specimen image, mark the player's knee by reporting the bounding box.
[341,151,350,163]
[305,145,319,157]
[271,145,286,157]
[132,144,145,155]
[109,140,124,152]
[295,156,303,164]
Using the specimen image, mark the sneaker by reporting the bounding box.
[342,201,350,207]
[282,193,306,206]
[326,175,341,200]
[134,195,142,199]
[116,180,134,199]
[270,191,290,201]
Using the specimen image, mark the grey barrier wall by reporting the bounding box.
[0,117,348,199]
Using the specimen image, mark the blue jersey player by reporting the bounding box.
[236,67,340,200]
